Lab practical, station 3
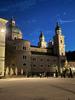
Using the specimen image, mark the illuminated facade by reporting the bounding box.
[0,18,8,76]
[0,18,66,77]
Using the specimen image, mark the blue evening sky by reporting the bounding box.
[0,0,75,51]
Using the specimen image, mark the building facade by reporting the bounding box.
[0,18,8,76]
[0,18,66,77]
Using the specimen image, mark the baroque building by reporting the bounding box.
[0,18,7,76]
[0,18,66,77]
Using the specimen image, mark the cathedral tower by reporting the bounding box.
[53,22,65,56]
[53,23,66,73]
[38,32,47,48]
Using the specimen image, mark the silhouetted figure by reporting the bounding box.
[60,72,63,78]
[63,70,66,78]
[69,68,73,78]
[55,70,58,77]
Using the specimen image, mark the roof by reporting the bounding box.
[40,32,44,37]
[0,18,8,25]
[55,22,61,30]
[12,26,21,34]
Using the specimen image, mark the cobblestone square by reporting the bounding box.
[0,78,75,100]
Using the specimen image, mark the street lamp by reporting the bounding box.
[1,28,6,33]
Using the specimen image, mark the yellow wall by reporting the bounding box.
[0,18,7,76]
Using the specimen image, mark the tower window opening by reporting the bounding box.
[62,53,64,56]
[60,40,62,43]
[33,58,36,61]
[23,63,26,66]
[23,46,26,50]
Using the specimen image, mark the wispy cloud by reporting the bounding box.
[59,19,75,24]
[0,0,49,12]
[26,19,37,24]
[44,30,53,34]
[0,8,8,12]
[39,0,48,2]
[0,0,37,12]
[56,14,75,24]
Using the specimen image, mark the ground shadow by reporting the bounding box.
[49,84,75,95]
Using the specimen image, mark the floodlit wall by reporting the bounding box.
[0,18,7,76]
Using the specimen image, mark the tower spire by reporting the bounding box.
[55,22,61,30]
[38,31,47,48]
[9,17,15,26]
[55,22,62,34]
[39,31,45,41]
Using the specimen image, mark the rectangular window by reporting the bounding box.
[33,58,36,61]
[41,65,43,67]
[12,64,15,66]
[23,63,26,66]
[48,65,50,67]
[53,59,56,62]
[47,59,49,61]
[41,59,43,61]
[23,56,26,59]
[33,65,36,67]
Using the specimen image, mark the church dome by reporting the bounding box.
[6,18,22,40]
[12,26,22,34]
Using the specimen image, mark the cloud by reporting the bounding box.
[44,30,53,34]
[0,7,10,12]
[0,0,49,12]
[63,12,67,15]
[56,14,75,24]
[26,19,37,24]
[0,0,37,12]
[59,19,75,24]
[15,0,37,10]
[39,0,48,2]
[0,8,8,12]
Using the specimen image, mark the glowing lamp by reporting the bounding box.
[1,28,6,33]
